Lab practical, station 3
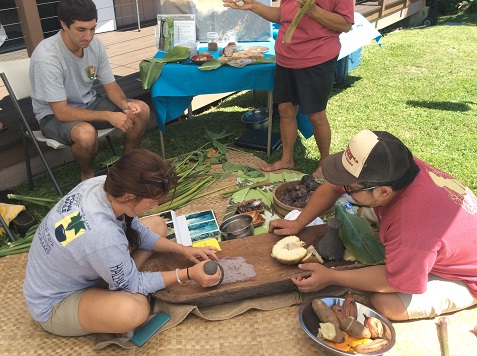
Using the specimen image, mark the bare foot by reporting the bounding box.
[261,160,294,172]
[312,165,324,179]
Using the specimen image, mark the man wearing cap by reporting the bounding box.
[269,129,477,320]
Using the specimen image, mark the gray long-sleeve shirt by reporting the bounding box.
[23,177,165,322]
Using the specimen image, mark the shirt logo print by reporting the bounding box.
[85,65,96,80]
[54,211,86,246]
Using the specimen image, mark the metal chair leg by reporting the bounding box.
[22,132,34,190]
[106,135,120,156]
[0,215,15,242]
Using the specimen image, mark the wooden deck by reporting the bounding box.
[0,0,426,168]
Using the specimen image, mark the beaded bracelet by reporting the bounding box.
[175,268,184,284]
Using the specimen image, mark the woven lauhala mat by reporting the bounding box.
[1,150,477,355]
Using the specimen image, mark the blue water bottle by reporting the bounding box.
[336,195,357,215]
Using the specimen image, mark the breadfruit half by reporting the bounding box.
[271,235,307,265]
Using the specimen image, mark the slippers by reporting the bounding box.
[0,189,37,237]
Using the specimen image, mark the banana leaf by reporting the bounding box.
[335,205,385,265]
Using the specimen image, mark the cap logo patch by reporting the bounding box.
[344,145,359,167]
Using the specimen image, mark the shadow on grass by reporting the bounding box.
[406,100,474,112]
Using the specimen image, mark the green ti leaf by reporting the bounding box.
[140,46,191,89]
[249,56,276,65]
[335,205,385,265]
[204,129,233,141]
[198,58,223,71]
[212,139,228,154]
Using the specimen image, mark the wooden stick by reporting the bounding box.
[437,317,450,356]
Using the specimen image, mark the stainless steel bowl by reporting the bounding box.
[241,108,269,130]
[219,214,254,240]
[298,297,396,356]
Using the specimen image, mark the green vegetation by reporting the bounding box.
[2,12,476,245]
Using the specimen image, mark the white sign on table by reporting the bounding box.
[157,14,197,47]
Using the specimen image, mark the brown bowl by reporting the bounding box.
[273,180,333,218]
[239,211,265,228]
[190,53,213,65]
[273,180,307,218]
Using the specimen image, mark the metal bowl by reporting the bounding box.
[298,297,396,356]
[241,108,269,130]
[219,214,254,240]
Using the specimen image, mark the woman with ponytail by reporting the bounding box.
[24,149,221,337]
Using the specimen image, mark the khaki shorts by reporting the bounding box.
[37,289,88,336]
[399,274,477,319]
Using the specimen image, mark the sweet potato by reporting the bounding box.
[382,321,393,341]
[340,316,372,339]
[312,299,341,329]
[343,291,358,319]
[363,314,384,339]
[332,302,345,322]
[318,322,346,343]
[352,338,389,353]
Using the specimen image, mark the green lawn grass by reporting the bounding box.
[4,11,477,243]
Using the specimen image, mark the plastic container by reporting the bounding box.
[207,31,218,51]
[226,30,237,44]
[336,195,357,215]
[175,43,197,56]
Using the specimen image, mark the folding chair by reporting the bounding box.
[0,58,120,195]
[0,214,15,242]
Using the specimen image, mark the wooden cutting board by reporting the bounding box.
[142,225,364,307]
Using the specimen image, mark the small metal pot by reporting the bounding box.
[241,108,269,130]
[219,214,254,240]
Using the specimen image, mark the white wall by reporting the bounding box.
[93,0,117,33]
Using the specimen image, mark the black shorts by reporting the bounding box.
[273,57,337,115]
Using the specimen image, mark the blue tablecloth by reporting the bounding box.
[151,42,274,131]
[150,41,314,138]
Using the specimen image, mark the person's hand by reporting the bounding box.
[110,111,134,133]
[222,0,254,11]
[268,218,303,236]
[181,245,220,264]
[291,263,332,292]
[188,260,223,287]
[122,101,141,120]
